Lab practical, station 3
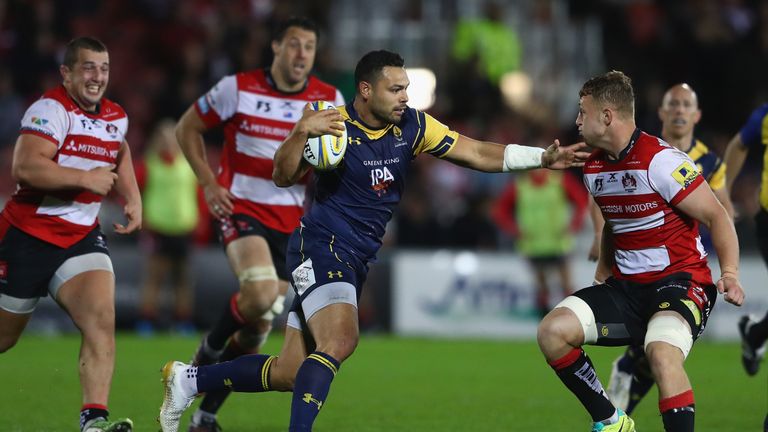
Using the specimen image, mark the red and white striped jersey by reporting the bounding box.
[583,129,712,285]
[195,69,344,233]
[1,85,127,248]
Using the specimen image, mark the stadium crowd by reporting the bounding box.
[1,0,767,250]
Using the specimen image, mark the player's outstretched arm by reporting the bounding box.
[12,134,117,195]
[273,103,344,187]
[443,135,590,172]
[113,140,142,234]
[723,132,747,193]
[675,183,745,306]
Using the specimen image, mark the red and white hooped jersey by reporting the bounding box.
[1,85,127,248]
[583,129,713,285]
[195,69,344,233]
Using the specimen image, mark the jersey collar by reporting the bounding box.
[610,128,642,162]
[264,67,309,95]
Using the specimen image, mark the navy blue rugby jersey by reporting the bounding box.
[303,101,459,260]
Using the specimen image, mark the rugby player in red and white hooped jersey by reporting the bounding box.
[174,16,343,431]
[537,71,744,432]
[0,37,139,432]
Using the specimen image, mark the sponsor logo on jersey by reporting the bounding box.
[327,270,343,279]
[672,161,699,189]
[31,116,48,126]
[607,172,618,183]
[197,95,211,114]
[594,176,604,192]
[659,301,670,309]
[255,100,271,112]
[64,140,119,159]
[238,120,291,138]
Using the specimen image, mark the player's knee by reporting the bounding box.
[538,299,593,349]
[644,315,692,373]
[235,327,270,352]
[319,334,359,363]
[237,266,279,320]
[73,301,115,333]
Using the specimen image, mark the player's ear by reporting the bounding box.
[60,64,70,82]
[602,108,612,126]
[693,108,702,124]
[359,81,371,99]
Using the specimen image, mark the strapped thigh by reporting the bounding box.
[644,314,693,358]
[49,252,113,300]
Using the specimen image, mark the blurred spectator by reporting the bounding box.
[451,1,521,85]
[0,68,22,151]
[448,1,520,124]
[135,119,199,335]
[493,166,587,317]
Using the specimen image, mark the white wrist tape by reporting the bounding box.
[502,144,544,171]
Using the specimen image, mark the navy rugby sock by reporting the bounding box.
[289,351,340,432]
[659,390,695,432]
[207,294,246,350]
[625,352,654,415]
[198,337,250,413]
[550,348,615,422]
[196,354,276,393]
[749,312,768,346]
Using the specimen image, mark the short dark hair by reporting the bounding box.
[579,70,635,118]
[272,16,319,42]
[354,50,405,89]
[63,37,107,68]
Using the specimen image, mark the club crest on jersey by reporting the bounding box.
[621,173,637,192]
[393,126,403,142]
[31,116,48,126]
[672,161,699,189]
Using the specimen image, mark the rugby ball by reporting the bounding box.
[303,101,348,171]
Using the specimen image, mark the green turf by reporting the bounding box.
[1,333,765,431]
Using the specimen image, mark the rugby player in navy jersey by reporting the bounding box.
[158,49,589,432]
[724,102,768,431]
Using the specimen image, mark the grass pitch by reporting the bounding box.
[1,333,765,431]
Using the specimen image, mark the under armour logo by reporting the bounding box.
[223,378,233,388]
[302,393,323,410]
[328,271,342,279]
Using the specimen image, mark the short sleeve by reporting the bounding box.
[739,104,768,149]
[333,89,345,107]
[19,98,69,147]
[648,147,704,206]
[412,111,459,158]
[707,160,726,190]
[195,75,238,127]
